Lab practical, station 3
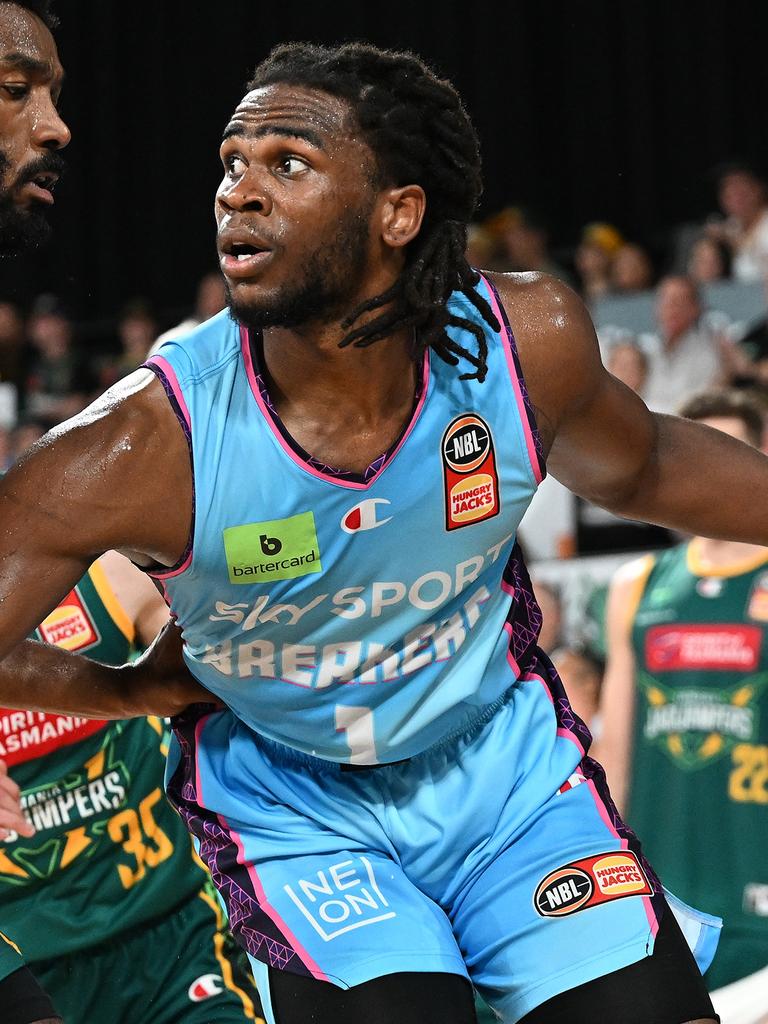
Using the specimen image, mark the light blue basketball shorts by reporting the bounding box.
[166,668,720,1023]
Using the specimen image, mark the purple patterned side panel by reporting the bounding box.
[503,542,544,669]
[503,544,665,926]
[166,705,312,977]
[581,756,664,900]
[503,543,593,748]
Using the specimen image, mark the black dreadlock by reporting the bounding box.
[247,42,499,382]
[8,0,58,29]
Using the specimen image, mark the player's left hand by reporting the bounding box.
[129,619,221,717]
[0,759,34,839]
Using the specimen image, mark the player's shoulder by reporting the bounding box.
[482,270,587,327]
[609,553,658,604]
[149,309,240,383]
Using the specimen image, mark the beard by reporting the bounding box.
[226,199,373,332]
[0,149,65,257]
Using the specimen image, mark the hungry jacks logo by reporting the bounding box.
[223,511,322,584]
[441,413,500,531]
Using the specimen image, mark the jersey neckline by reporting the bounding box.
[240,324,431,490]
[686,538,768,579]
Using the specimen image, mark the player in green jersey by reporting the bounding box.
[598,389,768,999]
[0,0,69,1017]
[0,551,264,1024]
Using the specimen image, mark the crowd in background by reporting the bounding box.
[0,157,767,1018]
[2,160,768,714]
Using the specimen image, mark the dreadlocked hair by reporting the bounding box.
[247,42,499,381]
[11,1,58,29]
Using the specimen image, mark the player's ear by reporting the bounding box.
[380,184,426,249]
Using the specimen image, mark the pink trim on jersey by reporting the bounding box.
[147,355,191,429]
[502,622,521,676]
[151,550,192,581]
[586,778,660,940]
[192,715,330,981]
[240,325,431,491]
[480,275,543,485]
[146,355,194,580]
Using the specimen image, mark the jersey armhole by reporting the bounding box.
[141,357,196,580]
[479,274,547,487]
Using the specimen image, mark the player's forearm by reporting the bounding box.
[0,640,182,719]
[602,413,768,544]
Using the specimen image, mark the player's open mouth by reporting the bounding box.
[20,171,59,205]
[219,240,273,278]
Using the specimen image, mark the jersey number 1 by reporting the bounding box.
[336,706,378,764]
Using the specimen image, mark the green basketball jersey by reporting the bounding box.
[0,561,207,960]
[628,541,768,988]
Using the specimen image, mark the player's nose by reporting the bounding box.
[217,174,272,216]
[32,97,71,151]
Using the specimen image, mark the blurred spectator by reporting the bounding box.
[11,418,46,462]
[640,275,723,413]
[195,271,227,322]
[465,223,495,269]
[151,270,228,350]
[687,234,732,285]
[610,243,653,293]
[721,278,768,389]
[577,330,673,554]
[575,222,623,302]
[597,388,768,994]
[0,300,25,388]
[533,579,563,653]
[551,643,603,732]
[606,340,648,396]
[485,206,571,282]
[709,162,768,282]
[98,300,157,388]
[24,295,91,422]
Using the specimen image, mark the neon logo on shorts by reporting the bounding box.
[283,856,396,941]
[223,511,322,584]
[534,850,652,918]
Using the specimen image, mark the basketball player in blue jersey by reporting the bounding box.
[1,40,768,1023]
[0,2,67,1020]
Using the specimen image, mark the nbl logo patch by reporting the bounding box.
[534,850,652,918]
[441,414,500,531]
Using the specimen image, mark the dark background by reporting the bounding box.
[3,0,768,321]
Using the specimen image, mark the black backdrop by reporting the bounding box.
[3,0,768,319]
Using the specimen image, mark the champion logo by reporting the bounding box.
[341,499,393,534]
[188,974,224,1002]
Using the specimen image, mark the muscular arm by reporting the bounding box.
[590,558,649,815]
[0,370,204,716]
[493,272,768,542]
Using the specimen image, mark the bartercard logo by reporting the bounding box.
[283,856,396,941]
[223,511,322,584]
[341,499,392,534]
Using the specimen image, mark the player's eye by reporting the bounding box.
[225,153,247,178]
[277,156,307,176]
[2,84,29,100]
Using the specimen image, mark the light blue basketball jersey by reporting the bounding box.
[147,275,546,764]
